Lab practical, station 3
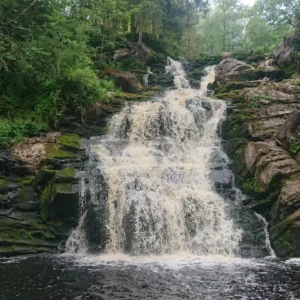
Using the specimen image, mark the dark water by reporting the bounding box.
[1,255,300,300]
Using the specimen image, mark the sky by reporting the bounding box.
[240,0,255,6]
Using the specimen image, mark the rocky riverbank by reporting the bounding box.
[213,55,300,257]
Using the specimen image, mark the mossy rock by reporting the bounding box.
[0,178,20,193]
[271,220,300,257]
[40,178,78,221]
[58,134,82,152]
[56,168,77,183]
[34,169,56,190]
[43,135,82,165]
[48,149,79,160]
[16,177,34,186]
[15,187,39,211]
[215,81,261,94]
[0,227,57,249]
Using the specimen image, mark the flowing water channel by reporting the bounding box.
[1,59,300,300]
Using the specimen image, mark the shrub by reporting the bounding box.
[0,118,48,146]
[290,141,300,155]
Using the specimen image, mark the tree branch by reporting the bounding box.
[12,0,38,23]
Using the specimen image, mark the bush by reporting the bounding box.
[290,140,300,155]
[295,79,300,86]
[0,118,48,146]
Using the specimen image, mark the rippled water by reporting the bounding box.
[1,256,300,300]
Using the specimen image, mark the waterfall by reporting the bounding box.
[65,211,88,254]
[143,67,153,87]
[255,213,276,257]
[66,59,243,256]
[166,57,190,89]
[200,66,215,93]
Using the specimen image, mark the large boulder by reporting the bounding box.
[100,68,142,93]
[113,42,154,62]
[214,58,285,88]
[258,58,278,70]
[274,36,296,68]
[214,58,255,86]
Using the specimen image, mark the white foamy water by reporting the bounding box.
[84,59,242,257]
[255,213,276,257]
[200,65,215,93]
[166,57,190,89]
[65,211,88,254]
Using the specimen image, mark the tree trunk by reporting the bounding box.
[138,15,144,44]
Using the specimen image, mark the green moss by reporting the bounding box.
[57,168,77,179]
[40,179,73,221]
[40,176,56,221]
[16,177,33,186]
[54,183,73,193]
[58,134,81,151]
[0,178,5,188]
[241,178,255,194]
[271,217,299,257]
[34,169,56,191]
[49,149,78,159]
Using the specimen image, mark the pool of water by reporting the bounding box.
[1,255,300,299]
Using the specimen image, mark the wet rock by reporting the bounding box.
[186,99,213,120]
[0,134,84,257]
[232,207,269,258]
[219,71,300,257]
[211,169,234,190]
[190,80,201,89]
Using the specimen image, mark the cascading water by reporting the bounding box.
[255,213,276,257]
[66,58,243,256]
[166,57,190,89]
[143,67,154,87]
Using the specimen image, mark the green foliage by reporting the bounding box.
[0,118,48,145]
[289,141,300,155]
[249,94,272,109]
[295,79,300,86]
[0,0,298,146]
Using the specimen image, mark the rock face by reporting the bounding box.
[274,36,296,68]
[113,42,154,61]
[0,134,85,257]
[100,68,142,93]
[214,58,255,86]
[276,109,300,152]
[214,58,285,89]
[216,56,300,257]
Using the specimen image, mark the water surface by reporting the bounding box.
[1,255,300,299]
